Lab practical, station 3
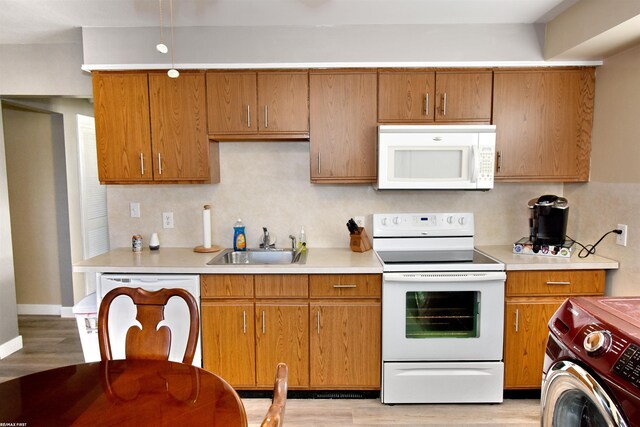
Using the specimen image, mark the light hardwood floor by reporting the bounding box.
[0,316,541,426]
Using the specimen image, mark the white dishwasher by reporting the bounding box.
[97,274,201,367]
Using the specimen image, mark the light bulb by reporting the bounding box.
[167,69,179,78]
[156,43,168,54]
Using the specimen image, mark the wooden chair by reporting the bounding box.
[261,362,288,427]
[98,287,200,364]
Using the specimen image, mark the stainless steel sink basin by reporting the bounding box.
[207,248,307,265]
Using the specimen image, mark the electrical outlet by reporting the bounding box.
[354,216,365,228]
[616,224,628,246]
[163,212,174,229]
[130,202,140,218]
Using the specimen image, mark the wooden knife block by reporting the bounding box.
[350,228,372,252]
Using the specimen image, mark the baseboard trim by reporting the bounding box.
[17,304,62,316]
[0,335,23,359]
[60,307,75,318]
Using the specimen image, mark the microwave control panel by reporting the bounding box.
[478,146,495,183]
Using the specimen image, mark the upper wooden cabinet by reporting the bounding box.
[378,71,492,123]
[309,71,378,183]
[93,72,153,183]
[492,69,595,182]
[206,71,309,140]
[93,71,216,184]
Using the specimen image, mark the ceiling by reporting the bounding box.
[0,0,579,45]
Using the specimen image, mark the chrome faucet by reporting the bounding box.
[261,227,274,249]
[289,234,296,250]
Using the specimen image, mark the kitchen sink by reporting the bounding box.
[207,248,307,265]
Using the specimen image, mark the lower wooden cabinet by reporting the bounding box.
[200,273,381,390]
[503,269,605,389]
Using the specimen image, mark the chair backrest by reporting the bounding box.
[98,287,200,364]
[261,362,288,427]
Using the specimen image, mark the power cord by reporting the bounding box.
[566,229,623,259]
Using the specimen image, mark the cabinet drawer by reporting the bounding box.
[201,274,254,298]
[506,270,605,297]
[255,274,309,298]
[309,274,381,298]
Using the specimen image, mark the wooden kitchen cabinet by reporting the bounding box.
[492,68,595,182]
[93,72,152,183]
[93,71,216,184]
[503,269,605,389]
[377,70,492,123]
[309,274,381,389]
[206,71,309,140]
[310,71,378,183]
[200,273,381,390]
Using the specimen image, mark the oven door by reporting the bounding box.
[382,271,505,361]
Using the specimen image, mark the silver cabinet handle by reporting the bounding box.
[497,151,503,173]
[262,310,265,334]
[425,93,429,116]
[316,311,321,335]
[247,105,251,128]
[546,281,571,285]
[515,308,519,333]
[157,153,162,175]
[264,105,268,128]
[333,284,357,288]
[140,153,144,175]
[442,92,447,115]
[317,153,321,174]
[242,310,247,334]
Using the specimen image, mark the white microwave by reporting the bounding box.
[377,125,496,190]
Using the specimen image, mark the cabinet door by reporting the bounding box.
[201,302,255,387]
[257,72,309,134]
[378,72,435,122]
[149,73,209,181]
[310,72,378,183]
[93,72,152,182]
[206,72,257,134]
[504,299,564,389]
[493,70,595,181]
[310,301,381,388]
[255,302,309,388]
[435,72,493,122]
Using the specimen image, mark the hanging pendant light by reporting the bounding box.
[156,0,168,53]
[167,0,179,78]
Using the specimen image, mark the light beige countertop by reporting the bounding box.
[477,245,619,271]
[73,247,383,275]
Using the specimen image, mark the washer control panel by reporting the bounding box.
[614,344,640,388]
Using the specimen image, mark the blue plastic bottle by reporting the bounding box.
[233,219,247,251]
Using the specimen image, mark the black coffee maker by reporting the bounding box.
[528,195,569,245]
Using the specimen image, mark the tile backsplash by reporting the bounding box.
[107,142,563,249]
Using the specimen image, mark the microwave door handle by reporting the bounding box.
[470,145,479,183]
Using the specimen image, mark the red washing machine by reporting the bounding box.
[542,297,640,427]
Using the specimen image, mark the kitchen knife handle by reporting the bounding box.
[515,309,519,333]
[140,153,145,175]
[243,310,247,334]
[262,310,265,334]
[247,105,251,128]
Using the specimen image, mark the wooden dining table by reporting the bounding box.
[0,359,248,426]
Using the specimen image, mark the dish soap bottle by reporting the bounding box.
[298,226,307,252]
[233,219,247,251]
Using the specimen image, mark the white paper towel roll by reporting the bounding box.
[202,205,211,248]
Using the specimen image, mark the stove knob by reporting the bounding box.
[583,330,610,356]
[458,217,465,225]
[381,217,389,226]
[393,216,401,225]
[447,216,454,224]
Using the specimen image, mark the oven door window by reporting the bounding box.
[406,291,479,338]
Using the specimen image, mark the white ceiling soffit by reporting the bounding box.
[0,0,578,45]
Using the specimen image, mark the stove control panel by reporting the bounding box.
[372,212,474,237]
[613,344,640,389]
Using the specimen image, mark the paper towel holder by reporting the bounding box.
[194,204,221,253]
